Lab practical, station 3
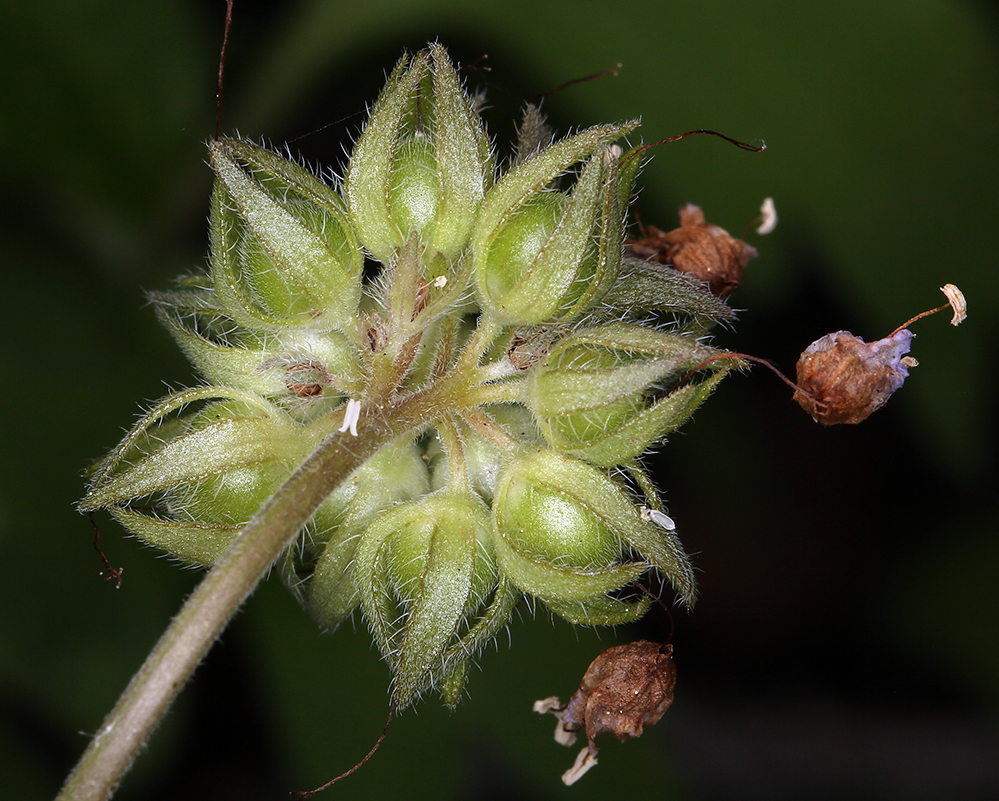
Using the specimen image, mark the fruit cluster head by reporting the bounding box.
[82,45,737,707]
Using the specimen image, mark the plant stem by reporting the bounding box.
[57,387,433,801]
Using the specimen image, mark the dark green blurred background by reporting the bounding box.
[2,1,997,799]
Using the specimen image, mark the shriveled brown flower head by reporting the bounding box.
[794,329,915,425]
[794,285,967,425]
[627,204,757,298]
[535,641,677,784]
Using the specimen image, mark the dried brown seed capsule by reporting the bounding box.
[625,204,757,298]
[794,329,914,425]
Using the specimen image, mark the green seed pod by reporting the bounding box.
[166,398,301,527]
[81,389,308,566]
[528,322,731,466]
[492,449,696,619]
[209,137,363,331]
[471,121,638,325]
[354,493,509,707]
[345,44,493,264]
[287,440,431,630]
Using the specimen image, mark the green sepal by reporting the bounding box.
[558,146,630,320]
[83,388,281,493]
[353,506,402,670]
[544,593,651,626]
[168,460,298,527]
[82,394,302,511]
[585,481,697,607]
[599,255,736,328]
[438,577,520,706]
[615,145,645,212]
[492,449,622,568]
[392,497,484,706]
[492,449,650,601]
[619,521,697,609]
[439,662,469,708]
[345,45,492,263]
[153,296,364,401]
[473,153,603,325]
[300,442,431,630]
[108,506,240,567]
[209,138,362,330]
[567,370,728,466]
[493,449,696,606]
[471,121,638,324]
[529,322,729,466]
[424,43,493,259]
[344,53,421,265]
[474,121,639,243]
[510,104,553,168]
[354,495,493,707]
[153,300,284,395]
[492,529,645,602]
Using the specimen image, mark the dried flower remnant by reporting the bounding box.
[794,329,914,425]
[756,197,778,235]
[625,204,757,298]
[534,641,676,784]
[794,284,967,425]
[940,283,967,325]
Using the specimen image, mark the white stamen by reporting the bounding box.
[757,197,777,235]
[562,747,598,785]
[940,284,967,326]
[338,398,361,436]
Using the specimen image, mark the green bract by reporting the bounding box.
[528,322,732,466]
[82,44,742,708]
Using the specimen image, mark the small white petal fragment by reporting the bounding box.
[433,275,448,288]
[338,398,361,436]
[533,696,562,715]
[534,697,578,746]
[757,197,778,235]
[640,505,676,531]
[562,747,598,786]
[940,283,967,326]
[554,723,577,747]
